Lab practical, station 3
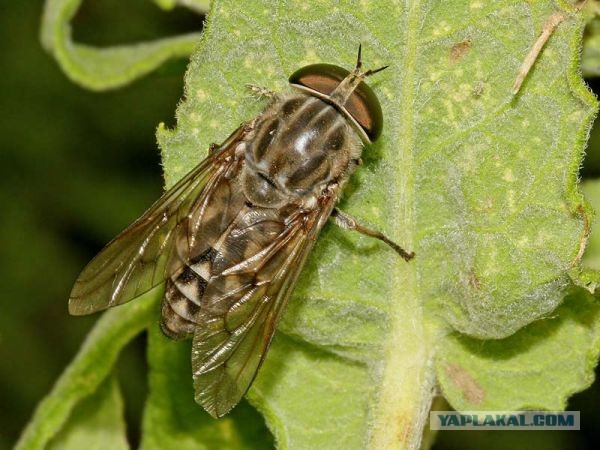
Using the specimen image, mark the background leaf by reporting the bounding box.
[584,20,600,77]
[153,0,210,13]
[15,292,157,450]
[582,2,600,78]
[583,179,600,270]
[48,376,129,450]
[40,0,204,91]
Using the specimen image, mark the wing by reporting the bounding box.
[68,126,246,315]
[191,191,338,418]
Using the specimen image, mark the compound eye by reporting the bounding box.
[289,63,384,142]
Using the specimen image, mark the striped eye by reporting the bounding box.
[288,63,383,142]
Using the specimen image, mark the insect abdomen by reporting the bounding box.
[161,261,209,339]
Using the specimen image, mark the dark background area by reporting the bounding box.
[0,2,598,449]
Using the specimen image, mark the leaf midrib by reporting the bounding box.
[367,2,435,449]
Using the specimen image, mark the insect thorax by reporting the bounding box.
[241,93,362,208]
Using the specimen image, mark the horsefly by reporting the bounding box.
[69,46,414,418]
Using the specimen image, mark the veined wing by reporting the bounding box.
[192,191,338,418]
[68,126,246,315]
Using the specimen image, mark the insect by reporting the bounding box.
[68,46,414,418]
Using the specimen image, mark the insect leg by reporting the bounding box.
[330,208,415,261]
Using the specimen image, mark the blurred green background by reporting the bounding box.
[0,1,598,449]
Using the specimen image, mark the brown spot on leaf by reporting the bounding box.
[445,363,484,405]
[395,416,412,444]
[449,39,472,63]
[468,271,481,290]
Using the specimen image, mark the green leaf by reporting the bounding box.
[582,179,600,271]
[582,4,600,77]
[48,376,129,450]
[140,324,273,450]
[16,291,157,450]
[247,335,375,449]
[40,0,203,91]
[157,0,598,448]
[436,287,600,411]
[584,21,600,77]
[153,0,210,14]
[573,180,600,293]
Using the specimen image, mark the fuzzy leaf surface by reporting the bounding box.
[41,0,204,90]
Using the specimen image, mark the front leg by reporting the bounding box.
[330,208,415,262]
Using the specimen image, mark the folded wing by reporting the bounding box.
[68,128,244,315]
[191,194,337,418]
